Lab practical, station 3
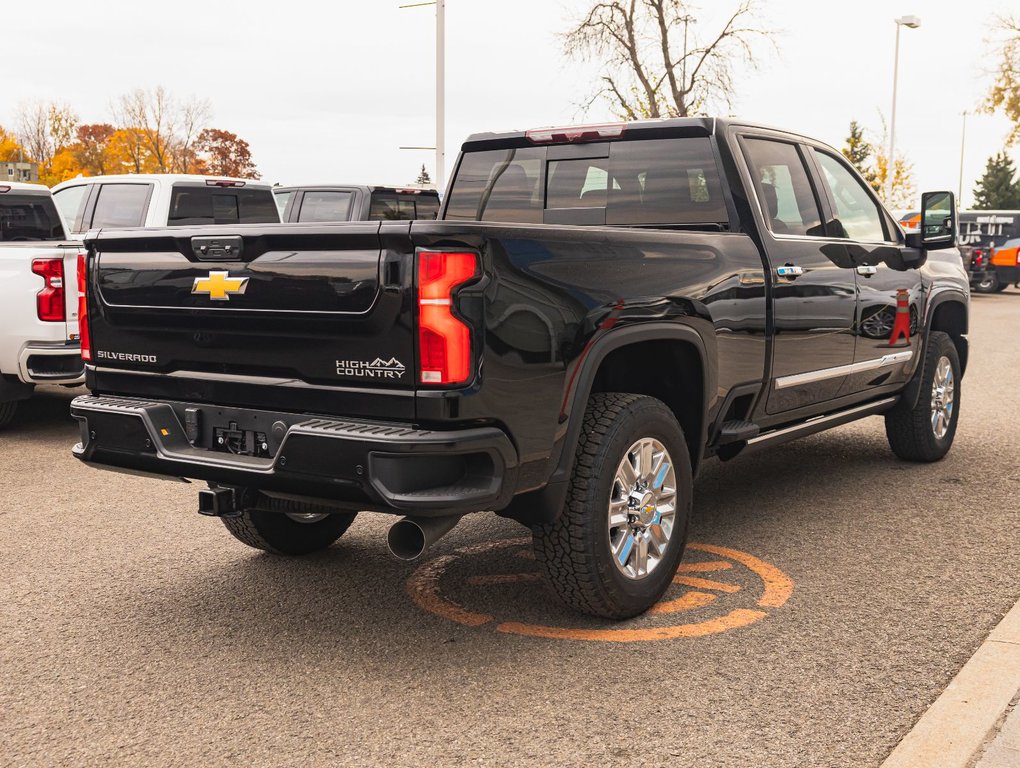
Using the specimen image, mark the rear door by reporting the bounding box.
[738,134,859,413]
[87,223,417,418]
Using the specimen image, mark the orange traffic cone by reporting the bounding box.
[889,288,911,346]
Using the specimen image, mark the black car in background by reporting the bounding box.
[274,185,440,223]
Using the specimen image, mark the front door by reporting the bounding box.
[740,135,859,413]
[808,149,924,395]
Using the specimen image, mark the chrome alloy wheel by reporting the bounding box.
[608,437,678,580]
[930,355,955,440]
[285,512,330,524]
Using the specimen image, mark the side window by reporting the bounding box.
[53,185,88,233]
[298,191,354,222]
[813,150,887,242]
[90,184,150,228]
[274,190,292,218]
[742,138,823,237]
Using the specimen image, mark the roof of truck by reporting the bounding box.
[462,117,822,151]
[51,174,272,191]
[0,181,53,195]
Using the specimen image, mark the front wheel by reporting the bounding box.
[532,393,693,619]
[220,493,358,555]
[885,331,961,462]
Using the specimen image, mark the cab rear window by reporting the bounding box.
[168,185,279,226]
[444,137,729,228]
[0,194,65,241]
[368,193,441,221]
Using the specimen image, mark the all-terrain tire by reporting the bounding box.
[0,401,17,430]
[531,393,693,619]
[885,331,961,462]
[221,493,357,555]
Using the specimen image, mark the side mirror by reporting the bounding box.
[905,190,956,251]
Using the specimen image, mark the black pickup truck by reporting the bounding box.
[71,118,969,619]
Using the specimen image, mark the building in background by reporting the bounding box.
[1,161,38,183]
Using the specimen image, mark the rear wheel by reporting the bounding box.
[885,331,960,462]
[0,401,17,430]
[975,273,999,293]
[994,280,1009,292]
[532,393,693,619]
[220,493,358,555]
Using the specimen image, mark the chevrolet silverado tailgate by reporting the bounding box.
[84,223,417,418]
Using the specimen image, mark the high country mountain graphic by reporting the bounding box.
[369,358,406,369]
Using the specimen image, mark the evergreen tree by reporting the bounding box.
[841,120,880,193]
[415,164,432,185]
[972,152,1020,209]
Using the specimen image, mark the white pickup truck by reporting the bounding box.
[51,174,280,234]
[0,182,84,429]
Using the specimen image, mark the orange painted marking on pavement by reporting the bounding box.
[466,573,543,587]
[647,590,717,616]
[688,542,794,608]
[405,554,493,627]
[496,609,769,642]
[673,576,741,593]
[677,560,733,573]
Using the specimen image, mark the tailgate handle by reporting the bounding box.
[192,236,243,261]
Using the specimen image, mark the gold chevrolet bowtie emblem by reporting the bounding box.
[192,271,249,301]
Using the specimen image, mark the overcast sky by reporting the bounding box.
[5,0,1017,207]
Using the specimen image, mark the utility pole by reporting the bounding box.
[888,15,920,203]
[399,0,446,190]
[958,110,967,203]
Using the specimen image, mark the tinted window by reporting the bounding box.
[369,194,419,220]
[0,194,65,241]
[444,139,727,226]
[167,186,279,226]
[53,184,87,233]
[813,150,887,241]
[90,184,150,228]
[297,191,354,222]
[416,195,440,220]
[274,190,292,217]
[445,148,545,223]
[742,139,823,237]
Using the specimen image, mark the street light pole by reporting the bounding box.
[958,110,968,203]
[436,0,445,190]
[888,15,920,204]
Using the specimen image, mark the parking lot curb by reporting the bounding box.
[880,599,1020,768]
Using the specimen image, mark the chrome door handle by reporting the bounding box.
[856,265,878,276]
[776,265,804,278]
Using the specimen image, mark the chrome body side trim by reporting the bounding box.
[775,350,913,390]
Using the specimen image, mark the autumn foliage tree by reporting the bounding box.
[193,129,260,178]
[985,16,1020,145]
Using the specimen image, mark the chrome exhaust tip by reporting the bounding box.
[386,515,462,561]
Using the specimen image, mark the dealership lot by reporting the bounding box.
[2,293,1018,767]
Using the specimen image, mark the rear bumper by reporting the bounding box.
[70,395,519,516]
[19,342,85,385]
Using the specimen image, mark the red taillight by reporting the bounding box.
[77,253,91,362]
[205,179,245,187]
[525,122,627,144]
[31,258,66,322]
[973,249,985,266]
[416,251,478,385]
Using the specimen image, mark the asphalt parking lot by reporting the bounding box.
[2,293,1019,768]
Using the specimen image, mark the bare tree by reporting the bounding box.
[172,96,212,173]
[16,103,52,165]
[565,0,773,119]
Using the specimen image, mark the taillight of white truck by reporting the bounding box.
[31,258,66,323]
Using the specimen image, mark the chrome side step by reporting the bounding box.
[738,397,900,457]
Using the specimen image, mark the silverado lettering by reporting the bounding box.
[70,118,970,620]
